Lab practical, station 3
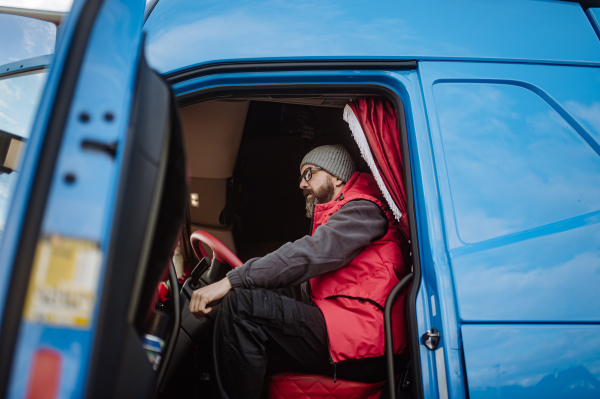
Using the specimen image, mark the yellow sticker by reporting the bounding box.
[23,236,102,328]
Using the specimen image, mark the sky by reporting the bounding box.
[0,0,73,12]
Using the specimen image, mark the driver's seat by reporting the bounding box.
[263,372,386,399]
[262,273,414,399]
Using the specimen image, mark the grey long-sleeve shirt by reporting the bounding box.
[226,200,388,303]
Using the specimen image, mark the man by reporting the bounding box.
[189,144,409,399]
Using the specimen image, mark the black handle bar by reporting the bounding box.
[384,272,413,399]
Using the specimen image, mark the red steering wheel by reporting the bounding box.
[190,230,243,268]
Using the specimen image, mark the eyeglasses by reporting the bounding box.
[299,167,323,184]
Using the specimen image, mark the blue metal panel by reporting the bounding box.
[462,325,600,399]
[451,220,600,322]
[410,68,466,399]
[174,68,464,399]
[143,0,600,76]
[418,61,600,323]
[586,8,600,40]
[434,82,600,244]
[4,0,145,396]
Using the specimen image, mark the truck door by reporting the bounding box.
[0,1,185,398]
[419,61,600,398]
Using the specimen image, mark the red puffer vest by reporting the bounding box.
[310,172,409,364]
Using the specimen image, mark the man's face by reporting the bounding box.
[299,164,336,218]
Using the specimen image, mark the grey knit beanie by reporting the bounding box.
[300,144,356,182]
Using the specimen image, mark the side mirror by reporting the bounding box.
[0,132,25,175]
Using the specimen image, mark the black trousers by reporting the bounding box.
[212,287,390,399]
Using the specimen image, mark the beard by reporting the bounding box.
[304,178,335,218]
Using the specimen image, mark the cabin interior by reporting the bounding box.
[158,93,412,398]
[178,95,375,268]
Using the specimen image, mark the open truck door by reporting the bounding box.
[0,1,186,397]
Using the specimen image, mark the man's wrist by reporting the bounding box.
[222,276,232,290]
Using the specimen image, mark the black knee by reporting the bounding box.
[219,288,252,319]
[217,289,238,321]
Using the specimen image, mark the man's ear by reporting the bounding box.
[334,177,344,188]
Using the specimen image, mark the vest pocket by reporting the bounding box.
[325,295,384,312]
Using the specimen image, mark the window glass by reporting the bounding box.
[0,70,49,237]
[0,71,48,136]
[0,14,55,65]
[0,13,55,239]
[434,83,600,243]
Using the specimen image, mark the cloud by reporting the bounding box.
[565,100,600,140]
[20,16,55,56]
[0,110,17,125]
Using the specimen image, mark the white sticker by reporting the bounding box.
[431,295,437,317]
[435,348,449,399]
[24,236,102,328]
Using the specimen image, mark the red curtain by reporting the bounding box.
[348,97,409,236]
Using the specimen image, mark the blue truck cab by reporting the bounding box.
[1,1,600,398]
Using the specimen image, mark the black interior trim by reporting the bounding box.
[384,273,414,399]
[0,65,46,80]
[0,0,106,395]
[174,80,424,399]
[157,261,181,386]
[84,43,181,398]
[561,0,600,10]
[167,60,418,84]
[0,128,27,142]
[178,84,393,108]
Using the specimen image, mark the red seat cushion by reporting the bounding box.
[265,372,386,399]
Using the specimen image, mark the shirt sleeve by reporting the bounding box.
[226,199,388,289]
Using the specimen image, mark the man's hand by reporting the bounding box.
[189,277,232,320]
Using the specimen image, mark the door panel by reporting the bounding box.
[0,0,153,397]
[419,61,600,323]
[419,60,600,399]
[84,51,187,398]
[0,13,55,316]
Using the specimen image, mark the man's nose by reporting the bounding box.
[299,179,309,189]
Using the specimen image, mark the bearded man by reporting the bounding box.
[189,144,409,399]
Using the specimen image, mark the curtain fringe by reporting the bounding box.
[343,104,403,221]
